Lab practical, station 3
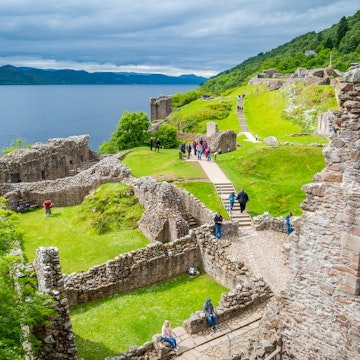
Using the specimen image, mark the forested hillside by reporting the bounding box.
[202,10,360,94]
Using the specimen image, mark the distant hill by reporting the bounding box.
[0,65,207,85]
[202,10,360,93]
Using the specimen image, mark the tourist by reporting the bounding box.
[155,138,161,152]
[43,198,52,217]
[186,142,192,159]
[197,142,203,160]
[193,140,197,156]
[236,189,249,213]
[149,137,153,151]
[228,192,236,211]
[180,141,186,157]
[285,212,294,235]
[161,320,179,351]
[214,212,223,239]
[203,298,217,331]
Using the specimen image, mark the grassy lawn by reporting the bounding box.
[216,142,325,217]
[122,147,207,181]
[18,183,149,274]
[71,273,227,360]
[176,182,228,219]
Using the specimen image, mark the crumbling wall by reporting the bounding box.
[133,176,214,242]
[270,65,360,359]
[64,223,240,307]
[183,277,272,334]
[150,95,172,121]
[64,234,200,306]
[32,247,77,360]
[0,135,99,183]
[1,153,133,210]
[196,122,237,153]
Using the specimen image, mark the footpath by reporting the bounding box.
[170,95,292,358]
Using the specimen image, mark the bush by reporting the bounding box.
[99,111,149,153]
[154,124,178,149]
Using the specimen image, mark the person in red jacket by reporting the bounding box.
[43,198,52,217]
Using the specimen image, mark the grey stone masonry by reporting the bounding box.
[276,64,360,359]
[32,247,77,360]
[0,135,99,183]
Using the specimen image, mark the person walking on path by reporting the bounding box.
[214,212,223,239]
[155,138,161,152]
[228,192,236,211]
[43,198,52,217]
[236,189,249,213]
[203,298,217,331]
[161,320,179,351]
[285,212,294,235]
[186,142,192,159]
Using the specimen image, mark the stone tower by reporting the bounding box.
[150,95,172,122]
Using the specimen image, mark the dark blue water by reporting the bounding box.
[0,84,198,151]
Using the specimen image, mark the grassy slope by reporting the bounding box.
[122,147,207,181]
[71,274,227,359]
[19,184,149,273]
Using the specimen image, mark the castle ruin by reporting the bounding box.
[1,64,359,359]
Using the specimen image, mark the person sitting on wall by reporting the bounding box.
[203,298,217,331]
[161,320,179,352]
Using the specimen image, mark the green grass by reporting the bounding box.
[18,183,149,274]
[71,273,227,360]
[176,182,228,219]
[167,95,240,134]
[122,147,207,181]
[216,142,325,217]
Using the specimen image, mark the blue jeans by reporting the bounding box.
[215,224,222,239]
[287,224,293,235]
[207,314,217,327]
[162,336,177,348]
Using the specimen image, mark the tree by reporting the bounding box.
[155,124,178,149]
[0,206,56,359]
[335,16,349,48]
[99,111,150,153]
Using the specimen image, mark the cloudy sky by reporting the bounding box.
[0,1,358,77]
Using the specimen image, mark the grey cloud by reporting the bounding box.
[0,1,358,76]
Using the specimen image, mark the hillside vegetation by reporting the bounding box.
[202,10,360,94]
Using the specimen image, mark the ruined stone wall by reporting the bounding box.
[275,65,360,359]
[0,135,99,183]
[183,277,272,334]
[63,222,240,307]
[32,247,77,360]
[150,95,172,121]
[64,234,200,306]
[133,176,214,242]
[1,153,133,210]
[196,127,237,153]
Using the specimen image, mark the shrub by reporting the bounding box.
[154,124,178,149]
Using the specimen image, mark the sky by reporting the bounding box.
[0,1,358,78]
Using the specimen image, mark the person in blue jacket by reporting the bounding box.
[285,212,294,235]
[228,192,236,211]
[203,298,217,331]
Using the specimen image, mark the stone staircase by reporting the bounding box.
[214,183,252,226]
